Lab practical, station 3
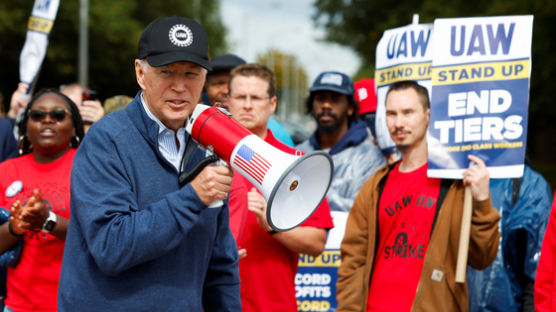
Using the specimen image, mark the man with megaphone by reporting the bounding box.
[57,17,240,311]
[226,64,334,312]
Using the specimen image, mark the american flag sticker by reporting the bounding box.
[235,144,272,185]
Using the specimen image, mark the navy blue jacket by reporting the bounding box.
[0,118,18,163]
[58,93,240,311]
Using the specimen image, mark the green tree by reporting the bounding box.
[257,49,309,118]
[314,0,556,187]
[0,0,227,110]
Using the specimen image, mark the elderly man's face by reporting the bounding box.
[135,60,206,131]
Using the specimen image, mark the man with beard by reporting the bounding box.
[336,80,500,311]
[296,71,385,310]
[297,71,385,212]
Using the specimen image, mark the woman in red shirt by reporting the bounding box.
[0,89,84,312]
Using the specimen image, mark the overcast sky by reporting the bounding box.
[219,0,361,82]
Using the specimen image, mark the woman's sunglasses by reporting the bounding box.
[28,109,71,122]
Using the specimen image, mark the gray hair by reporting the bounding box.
[138,59,149,73]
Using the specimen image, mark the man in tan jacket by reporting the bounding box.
[336,80,500,311]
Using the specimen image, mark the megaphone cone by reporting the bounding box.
[186,104,333,232]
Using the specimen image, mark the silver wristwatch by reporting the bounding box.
[42,211,57,233]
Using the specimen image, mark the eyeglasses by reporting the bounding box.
[28,109,71,122]
[229,94,270,104]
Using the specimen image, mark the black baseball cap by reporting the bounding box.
[138,16,211,70]
[309,71,354,95]
[209,54,246,73]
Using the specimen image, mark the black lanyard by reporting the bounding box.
[177,135,219,187]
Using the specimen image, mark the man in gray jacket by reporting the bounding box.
[297,71,385,212]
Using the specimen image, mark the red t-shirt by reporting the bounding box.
[366,162,441,312]
[228,174,249,243]
[229,131,334,312]
[0,149,75,312]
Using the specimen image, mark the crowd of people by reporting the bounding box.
[0,15,554,312]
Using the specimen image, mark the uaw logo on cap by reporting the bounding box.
[169,24,193,47]
[320,73,343,86]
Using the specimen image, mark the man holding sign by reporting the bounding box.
[336,80,500,311]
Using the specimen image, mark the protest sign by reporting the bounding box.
[428,15,533,178]
[296,211,346,312]
[295,15,534,309]
[19,0,60,85]
[295,23,436,312]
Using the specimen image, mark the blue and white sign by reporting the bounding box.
[296,211,347,312]
[375,23,434,156]
[428,15,533,179]
[19,0,60,85]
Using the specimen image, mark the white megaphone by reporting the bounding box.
[186,104,334,232]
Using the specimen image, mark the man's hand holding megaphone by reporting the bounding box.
[189,164,234,206]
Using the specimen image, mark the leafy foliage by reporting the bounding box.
[257,49,309,116]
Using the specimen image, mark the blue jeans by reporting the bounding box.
[3,305,14,312]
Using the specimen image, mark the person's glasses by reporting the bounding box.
[229,94,270,104]
[28,109,71,122]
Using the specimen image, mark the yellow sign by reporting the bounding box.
[297,300,331,312]
[376,62,432,86]
[28,16,54,34]
[298,250,341,267]
[432,59,530,85]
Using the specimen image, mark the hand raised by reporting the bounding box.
[247,187,273,233]
[80,100,105,123]
[8,82,30,119]
[462,155,490,201]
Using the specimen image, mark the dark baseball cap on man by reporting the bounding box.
[309,71,354,95]
[138,16,210,70]
[209,54,246,73]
